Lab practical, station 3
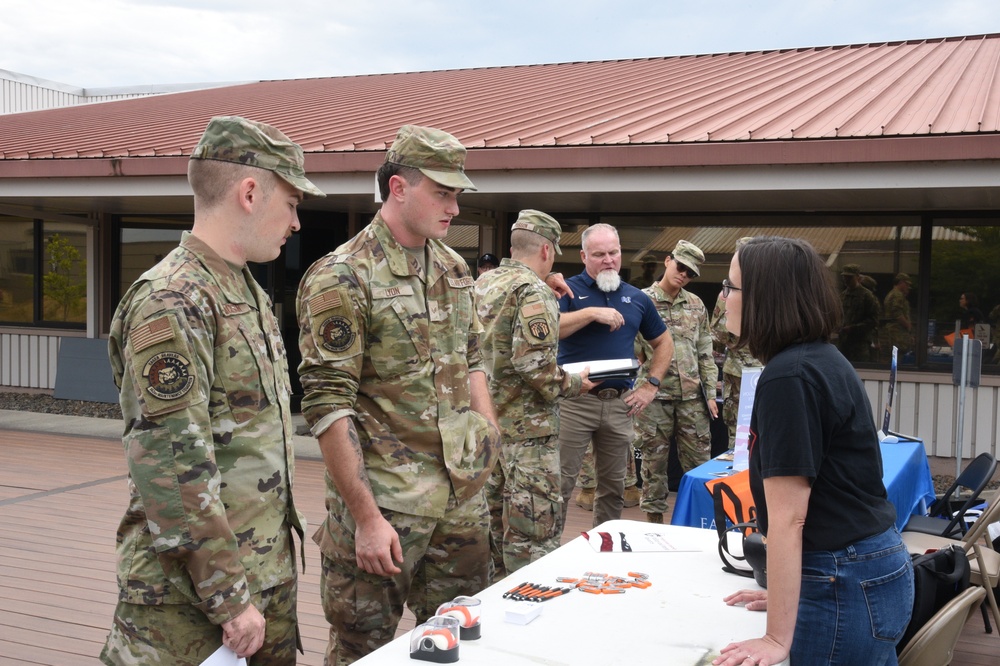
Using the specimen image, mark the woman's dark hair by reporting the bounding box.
[735,236,842,364]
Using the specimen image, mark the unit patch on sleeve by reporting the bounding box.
[320,315,356,353]
[528,318,551,341]
[142,351,195,400]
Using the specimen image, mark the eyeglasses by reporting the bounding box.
[721,279,742,298]
[674,261,698,279]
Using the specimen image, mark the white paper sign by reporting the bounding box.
[733,366,763,471]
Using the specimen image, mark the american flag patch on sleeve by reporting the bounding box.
[131,316,174,353]
[310,290,343,315]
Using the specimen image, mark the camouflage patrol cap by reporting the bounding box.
[191,116,325,198]
[860,274,877,291]
[385,125,477,191]
[511,209,563,255]
[895,272,912,284]
[735,236,754,250]
[841,264,862,276]
[671,239,705,277]
[639,253,658,265]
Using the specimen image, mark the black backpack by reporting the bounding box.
[897,545,971,653]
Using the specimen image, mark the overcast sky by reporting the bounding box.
[3,0,999,89]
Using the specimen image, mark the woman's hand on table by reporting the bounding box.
[713,635,788,666]
[723,589,767,611]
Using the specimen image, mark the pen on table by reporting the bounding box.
[503,582,530,598]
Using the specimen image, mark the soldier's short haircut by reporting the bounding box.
[376,162,425,201]
[581,223,620,252]
[510,228,549,256]
[734,236,842,364]
[188,159,277,209]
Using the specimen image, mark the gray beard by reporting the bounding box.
[595,270,621,292]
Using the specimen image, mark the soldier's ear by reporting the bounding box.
[236,177,258,214]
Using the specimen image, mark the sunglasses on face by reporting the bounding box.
[674,261,697,279]
[721,278,742,298]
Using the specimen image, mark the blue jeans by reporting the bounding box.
[793,526,913,665]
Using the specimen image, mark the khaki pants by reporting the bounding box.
[557,392,634,530]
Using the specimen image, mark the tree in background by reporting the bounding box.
[43,233,86,321]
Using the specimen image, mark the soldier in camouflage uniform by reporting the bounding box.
[634,241,719,523]
[629,253,659,288]
[474,210,595,577]
[880,273,913,361]
[710,292,763,447]
[296,125,500,665]
[837,264,880,362]
[861,274,882,361]
[102,116,321,665]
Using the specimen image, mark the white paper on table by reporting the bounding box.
[583,527,703,553]
[200,645,247,666]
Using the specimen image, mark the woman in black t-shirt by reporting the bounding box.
[713,237,913,666]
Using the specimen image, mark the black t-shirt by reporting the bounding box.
[749,341,896,552]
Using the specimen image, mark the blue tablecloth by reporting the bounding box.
[670,439,936,531]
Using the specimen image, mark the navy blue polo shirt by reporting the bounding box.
[557,271,667,390]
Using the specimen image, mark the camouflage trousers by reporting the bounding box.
[633,398,711,514]
[486,434,563,581]
[100,578,299,666]
[317,489,490,665]
[576,442,638,489]
[721,371,742,448]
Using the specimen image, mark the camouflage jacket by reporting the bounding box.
[841,285,880,334]
[297,213,499,519]
[882,288,911,333]
[636,284,718,400]
[710,294,763,378]
[107,232,305,625]
[474,258,582,440]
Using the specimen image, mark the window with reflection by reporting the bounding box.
[42,222,88,324]
[0,217,34,324]
[927,220,1000,368]
[119,227,184,296]
[0,216,89,327]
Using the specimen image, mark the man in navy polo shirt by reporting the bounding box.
[556,223,674,529]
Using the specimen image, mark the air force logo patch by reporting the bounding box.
[320,315,356,352]
[143,352,195,400]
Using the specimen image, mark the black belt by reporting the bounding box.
[589,387,625,400]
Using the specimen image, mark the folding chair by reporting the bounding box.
[903,452,996,538]
[897,586,986,666]
[903,490,1000,633]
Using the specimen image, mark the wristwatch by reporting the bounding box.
[646,376,661,388]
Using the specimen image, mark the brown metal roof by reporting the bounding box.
[2,33,1000,167]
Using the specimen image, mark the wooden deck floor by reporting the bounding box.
[1,427,997,664]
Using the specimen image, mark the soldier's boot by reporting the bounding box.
[623,485,641,508]
[646,512,663,524]
[575,487,595,511]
